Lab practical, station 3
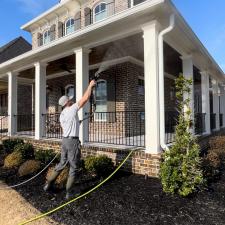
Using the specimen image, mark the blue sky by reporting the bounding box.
[0,0,225,71]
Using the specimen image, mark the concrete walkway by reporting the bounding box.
[0,181,60,225]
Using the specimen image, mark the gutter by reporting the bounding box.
[158,14,175,151]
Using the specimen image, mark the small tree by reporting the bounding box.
[160,74,204,197]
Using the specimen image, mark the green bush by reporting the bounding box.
[14,143,34,160]
[84,155,114,178]
[34,148,56,164]
[46,166,69,189]
[4,151,23,168]
[160,75,204,197]
[2,139,24,154]
[18,160,41,177]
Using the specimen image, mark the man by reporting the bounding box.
[44,79,96,199]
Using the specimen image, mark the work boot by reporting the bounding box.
[43,182,52,192]
[65,191,73,200]
[66,176,75,192]
[43,170,60,192]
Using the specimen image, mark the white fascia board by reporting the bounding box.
[21,0,76,31]
[0,0,164,73]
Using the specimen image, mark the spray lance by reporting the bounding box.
[90,71,101,114]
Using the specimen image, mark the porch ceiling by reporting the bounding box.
[0,80,8,91]
[18,33,144,79]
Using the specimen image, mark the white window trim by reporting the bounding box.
[94,79,107,122]
[65,18,75,35]
[65,84,75,97]
[93,2,107,23]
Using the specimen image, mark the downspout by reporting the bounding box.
[158,14,175,151]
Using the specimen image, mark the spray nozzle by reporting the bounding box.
[93,71,100,81]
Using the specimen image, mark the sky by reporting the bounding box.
[0,0,225,71]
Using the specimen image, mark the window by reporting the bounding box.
[0,93,7,115]
[138,78,144,95]
[43,30,51,45]
[65,84,75,98]
[94,2,107,22]
[65,18,75,35]
[95,80,107,121]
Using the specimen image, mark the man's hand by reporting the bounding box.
[89,80,96,88]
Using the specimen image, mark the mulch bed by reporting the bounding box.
[0,156,225,225]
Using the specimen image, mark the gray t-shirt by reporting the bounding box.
[60,103,80,137]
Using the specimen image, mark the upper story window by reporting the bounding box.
[65,18,75,35]
[43,30,51,45]
[94,2,107,22]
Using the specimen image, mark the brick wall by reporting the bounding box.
[18,137,160,177]
[47,74,75,113]
[31,0,133,49]
[18,85,32,115]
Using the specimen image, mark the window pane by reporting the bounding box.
[95,11,107,22]
[66,86,74,97]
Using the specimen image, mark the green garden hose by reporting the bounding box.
[19,149,135,225]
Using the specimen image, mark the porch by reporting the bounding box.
[0,1,224,154]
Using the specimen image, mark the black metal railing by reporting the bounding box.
[43,113,62,139]
[220,114,223,127]
[195,113,206,135]
[87,111,145,147]
[210,113,216,130]
[0,115,8,138]
[165,111,179,144]
[16,114,35,136]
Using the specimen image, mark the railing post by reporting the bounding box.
[8,72,18,136]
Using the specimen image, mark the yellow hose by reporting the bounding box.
[19,150,134,225]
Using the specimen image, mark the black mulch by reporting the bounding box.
[1,164,225,225]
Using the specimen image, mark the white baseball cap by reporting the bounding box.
[58,95,74,107]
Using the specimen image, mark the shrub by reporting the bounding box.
[2,139,24,154]
[84,155,114,178]
[34,149,56,164]
[4,151,23,168]
[14,143,34,160]
[46,166,69,189]
[160,75,204,197]
[18,160,41,177]
[202,147,225,182]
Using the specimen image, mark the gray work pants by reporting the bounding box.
[55,137,81,177]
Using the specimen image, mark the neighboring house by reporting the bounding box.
[0,0,224,176]
[0,37,32,115]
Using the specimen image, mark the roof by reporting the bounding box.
[0,37,31,64]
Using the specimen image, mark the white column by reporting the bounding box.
[8,72,18,136]
[201,71,211,134]
[221,86,225,128]
[34,62,47,140]
[75,48,90,144]
[181,55,194,132]
[142,21,161,154]
[212,80,220,130]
